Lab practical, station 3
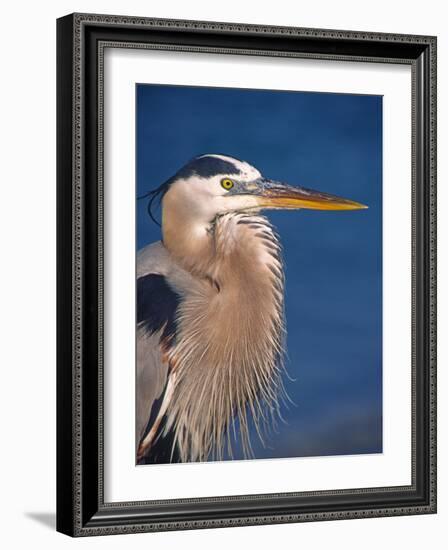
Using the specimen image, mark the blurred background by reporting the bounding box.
[136,83,382,461]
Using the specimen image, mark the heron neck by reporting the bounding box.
[162,211,286,462]
[162,218,214,281]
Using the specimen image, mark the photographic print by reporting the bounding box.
[135,84,382,466]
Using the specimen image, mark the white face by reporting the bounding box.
[164,155,263,223]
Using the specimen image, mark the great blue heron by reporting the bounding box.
[136,154,366,464]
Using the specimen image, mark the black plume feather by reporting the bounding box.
[137,181,170,227]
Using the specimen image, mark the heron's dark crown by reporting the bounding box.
[171,154,243,182]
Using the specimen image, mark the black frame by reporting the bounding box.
[57,13,437,536]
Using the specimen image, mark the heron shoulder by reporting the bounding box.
[137,240,204,298]
[137,241,172,278]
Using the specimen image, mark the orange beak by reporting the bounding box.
[255,180,367,211]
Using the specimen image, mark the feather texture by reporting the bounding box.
[152,212,287,462]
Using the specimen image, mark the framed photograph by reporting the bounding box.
[57,13,437,536]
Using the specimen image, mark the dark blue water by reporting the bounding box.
[136,84,382,460]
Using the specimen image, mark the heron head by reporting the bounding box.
[152,154,367,227]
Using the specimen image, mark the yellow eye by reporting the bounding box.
[221,178,234,190]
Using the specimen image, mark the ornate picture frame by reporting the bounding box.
[57,13,437,536]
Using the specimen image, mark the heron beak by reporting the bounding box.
[255,180,368,211]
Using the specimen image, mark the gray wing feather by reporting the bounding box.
[136,328,168,444]
[136,242,180,447]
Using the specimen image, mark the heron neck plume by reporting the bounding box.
[161,204,286,462]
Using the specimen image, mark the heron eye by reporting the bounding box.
[221,178,234,190]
